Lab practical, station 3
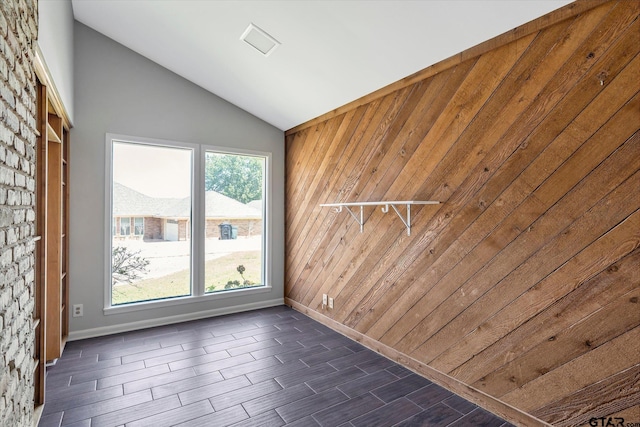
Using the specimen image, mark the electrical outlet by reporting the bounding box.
[322,294,328,308]
[328,297,334,309]
[72,304,83,317]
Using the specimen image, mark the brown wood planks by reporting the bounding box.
[532,365,639,427]
[475,288,640,399]
[284,1,640,425]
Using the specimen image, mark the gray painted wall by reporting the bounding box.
[70,22,285,335]
[38,0,74,122]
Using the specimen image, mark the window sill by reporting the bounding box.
[104,285,273,316]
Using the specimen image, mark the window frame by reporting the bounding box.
[104,134,272,315]
[200,147,268,295]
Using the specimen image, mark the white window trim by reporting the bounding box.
[104,133,272,315]
[200,144,271,298]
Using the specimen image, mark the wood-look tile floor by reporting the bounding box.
[39,306,512,427]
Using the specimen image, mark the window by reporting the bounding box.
[134,217,144,236]
[106,134,270,311]
[204,152,264,294]
[119,217,131,236]
[110,140,192,305]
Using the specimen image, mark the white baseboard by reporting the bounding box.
[67,298,285,341]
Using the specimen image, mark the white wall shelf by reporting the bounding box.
[320,201,440,236]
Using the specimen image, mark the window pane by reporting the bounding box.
[204,152,264,293]
[134,217,144,235]
[119,217,130,235]
[111,141,193,305]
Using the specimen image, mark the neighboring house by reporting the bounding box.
[247,200,262,212]
[113,182,262,241]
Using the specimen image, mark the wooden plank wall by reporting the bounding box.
[284,1,640,426]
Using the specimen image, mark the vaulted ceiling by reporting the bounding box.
[71,0,572,131]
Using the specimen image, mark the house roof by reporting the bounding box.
[164,191,263,219]
[113,182,261,219]
[112,182,177,217]
[247,200,262,212]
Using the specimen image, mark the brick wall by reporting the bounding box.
[205,219,262,238]
[0,0,38,426]
[178,219,188,241]
[144,217,163,240]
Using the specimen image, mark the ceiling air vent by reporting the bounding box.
[240,23,280,57]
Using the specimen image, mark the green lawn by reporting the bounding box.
[112,251,261,305]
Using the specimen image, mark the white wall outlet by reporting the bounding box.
[322,294,328,308]
[72,304,83,317]
[328,297,334,309]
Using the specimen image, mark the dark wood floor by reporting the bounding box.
[39,305,512,427]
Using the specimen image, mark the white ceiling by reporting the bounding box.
[71,0,572,131]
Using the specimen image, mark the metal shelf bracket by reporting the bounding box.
[336,204,364,233]
[321,200,440,236]
[381,203,413,235]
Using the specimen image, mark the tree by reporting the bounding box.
[204,153,263,204]
[112,246,150,285]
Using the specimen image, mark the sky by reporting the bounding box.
[112,141,192,198]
